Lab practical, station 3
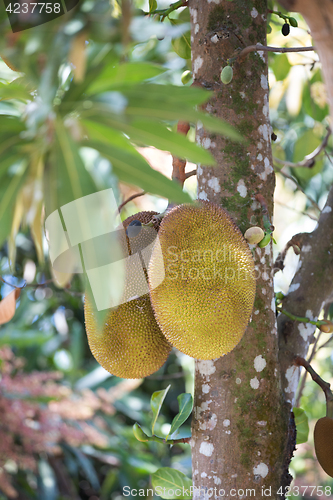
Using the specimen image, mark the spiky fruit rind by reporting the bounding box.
[84,211,171,379]
[221,66,233,84]
[148,201,256,360]
[314,417,333,477]
[244,227,265,245]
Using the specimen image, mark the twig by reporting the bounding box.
[185,169,197,180]
[147,0,188,20]
[238,44,316,60]
[278,308,328,329]
[274,128,331,169]
[117,191,146,213]
[277,170,321,212]
[274,233,306,274]
[274,201,319,221]
[294,356,333,415]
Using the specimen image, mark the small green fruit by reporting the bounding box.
[133,423,150,442]
[181,70,192,85]
[289,17,298,27]
[258,232,271,248]
[221,65,233,84]
[244,227,265,245]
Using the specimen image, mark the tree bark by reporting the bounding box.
[190,1,295,498]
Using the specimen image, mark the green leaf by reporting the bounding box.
[87,63,166,94]
[0,168,28,248]
[151,385,171,434]
[149,0,158,13]
[125,119,216,165]
[293,130,324,181]
[151,468,192,499]
[167,393,193,440]
[45,119,98,216]
[172,31,191,60]
[85,140,192,203]
[81,119,136,153]
[0,81,31,101]
[271,54,291,81]
[293,407,309,444]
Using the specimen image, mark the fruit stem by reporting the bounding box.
[294,356,333,412]
[278,308,329,329]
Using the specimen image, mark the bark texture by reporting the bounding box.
[277,0,333,406]
[190,1,294,498]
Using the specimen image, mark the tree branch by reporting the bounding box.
[238,43,316,60]
[274,127,331,169]
[117,191,146,213]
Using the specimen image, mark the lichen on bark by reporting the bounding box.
[190,1,294,497]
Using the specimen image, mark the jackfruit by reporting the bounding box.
[314,416,333,477]
[148,201,256,360]
[84,211,172,379]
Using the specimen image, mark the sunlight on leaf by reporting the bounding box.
[151,384,171,434]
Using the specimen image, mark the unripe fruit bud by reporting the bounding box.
[133,423,150,442]
[244,227,265,245]
[319,321,333,334]
[289,17,298,27]
[221,66,233,84]
[282,23,290,36]
[181,70,192,85]
[258,232,271,248]
[314,417,333,477]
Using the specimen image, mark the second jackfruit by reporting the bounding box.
[148,201,256,360]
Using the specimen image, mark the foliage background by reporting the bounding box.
[0,0,333,498]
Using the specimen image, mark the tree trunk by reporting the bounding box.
[190,1,295,497]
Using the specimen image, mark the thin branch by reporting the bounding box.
[294,356,333,410]
[277,170,321,212]
[274,232,307,274]
[274,127,331,169]
[238,44,316,59]
[117,191,146,213]
[278,308,329,329]
[274,201,319,221]
[185,169,197,180]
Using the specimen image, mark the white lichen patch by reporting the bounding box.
[262,288,266,295]
[199,442,214,457]
[258,157,274,181]
[197,360,216,378]
[202,384,210,394]
[189,7,197,23]
[236,378,241,384]
[211,34,219,44]
[271,296,276,314]
[289,283,300,293]
[302,244,311,253]
[237,179,247,198]
[197,165,203,176]
[223,419,230,427]
[253,463,269,478]
[257,421,267,426]
[213,476,221,485]
[257,153,263,161]
[254,355,266,372]
[250,377,260,389]
[202,137,211,149]
[207,176,221,193]
[198,191,208,201]
[207,413,217,430]
[195,24,199,34]
[231,474,237,478]
[285,365,299,395]
[201,472,207,478]
[207,0,220,3]
[225,430,231,434]
[254,309,259,315]
[193,56,203,76]
[251,7,258,18]
[323,206,332,214]
[240,91,245,99]
[260,74,268,90]
[262,271,269,281]
[258,124,269,142]
[299,321,315,341]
